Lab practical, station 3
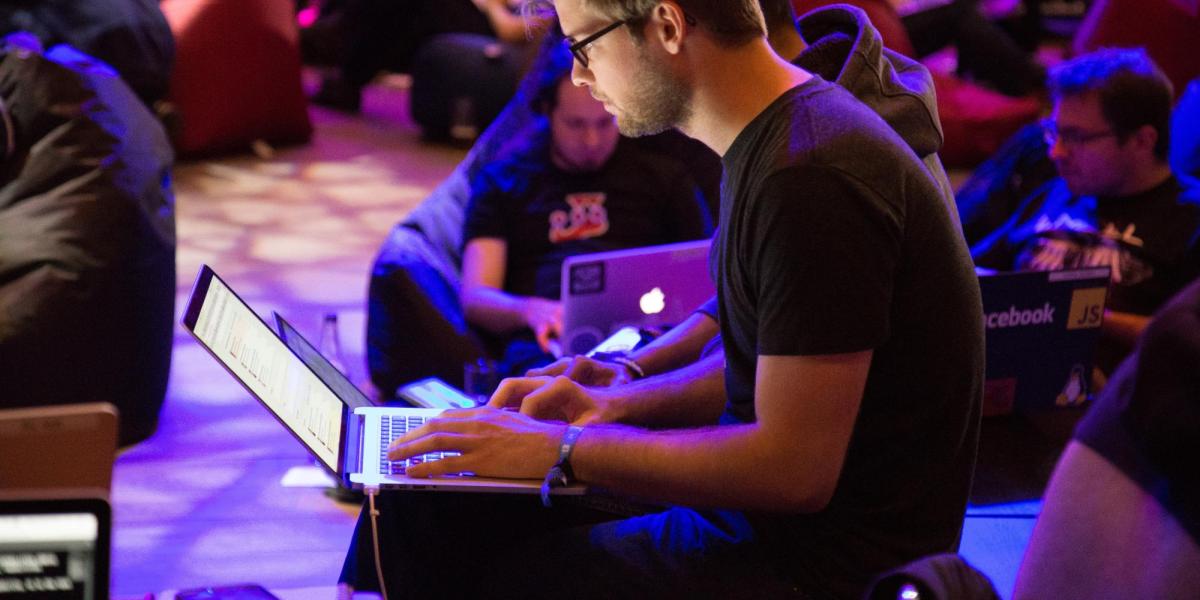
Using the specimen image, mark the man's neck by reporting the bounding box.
[1114,162,1174,197]
[768,26,806,64]
[676,38,812,156]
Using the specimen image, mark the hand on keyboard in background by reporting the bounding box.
[526,355,635,387]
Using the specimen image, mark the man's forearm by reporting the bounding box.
[629,311,719,377]
[610,351,726,428]
[1102,309,1151,351]
[569,422,823,512]
[462,287,529,334]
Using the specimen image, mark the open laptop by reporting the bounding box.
[0,494,111,600]
[183,265,579,494]
[560,239,715,356]
[274,312,476,410]
[979,267,1111,414]
[0,403,118,493]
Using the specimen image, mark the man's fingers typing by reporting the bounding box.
[487,376,552,408]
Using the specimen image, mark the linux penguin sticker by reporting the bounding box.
[1055,364,1088,407]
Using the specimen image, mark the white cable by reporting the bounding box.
[366,486,389,600]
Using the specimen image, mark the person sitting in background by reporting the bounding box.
[972,48,1200,374]
[1012,275,1200,599]
[311,0,542,112]
[887,0,1043,97]
[460,40,711,377]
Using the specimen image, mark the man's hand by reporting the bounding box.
[387,407,565,479]
[489,376,623,425]
[526,355,634,387]
[521,297,563,353]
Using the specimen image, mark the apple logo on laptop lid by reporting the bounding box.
[639,287,665,315]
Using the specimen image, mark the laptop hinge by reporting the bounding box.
[344,409,365,481]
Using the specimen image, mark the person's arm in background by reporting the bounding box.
[472,0,541,44]
[1101,309,1150,351]
[461,237,562,352]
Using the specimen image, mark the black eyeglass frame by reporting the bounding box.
[1040,118,1118,148]
[565,12,697,68]
[566,20,627,68]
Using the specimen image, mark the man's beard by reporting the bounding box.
[613,48,692,137]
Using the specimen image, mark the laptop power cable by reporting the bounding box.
[365,485,390,600]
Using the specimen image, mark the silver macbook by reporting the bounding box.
[182,265,581,495]
[560,239,715,356]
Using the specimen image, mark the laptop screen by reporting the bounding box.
[274,314,373,410]
[184,267,343,472]
[0,497,109,600]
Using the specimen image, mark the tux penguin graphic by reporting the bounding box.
[1055,364,1088,407]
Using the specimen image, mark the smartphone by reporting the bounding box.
[175,584,280,600]
[397,377,478,409]
[586,326,643,356]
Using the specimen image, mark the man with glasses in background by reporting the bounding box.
[341,2,983,597]
[973,48,1200,373]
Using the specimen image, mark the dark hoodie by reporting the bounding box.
[795,4,957,219]
[696,5,960,321]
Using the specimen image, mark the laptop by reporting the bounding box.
[183,265,580,494]
[0,403,118,493]
[560,239,715,356]
[979,267,1111,414]
[274,312,476,410]
[0,494,111,600]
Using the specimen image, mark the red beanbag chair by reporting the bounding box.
[932,71,1042,168]
[1075,0,1200,99]
[161,0,312,156]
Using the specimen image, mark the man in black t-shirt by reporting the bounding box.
[347,2,983,598]
[459,43,710,375]
[973,49,1200,371]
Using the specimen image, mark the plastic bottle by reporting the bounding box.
[317,312,348,375]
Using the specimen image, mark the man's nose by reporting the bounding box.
[583,127,601,147]
[571,61,594,87]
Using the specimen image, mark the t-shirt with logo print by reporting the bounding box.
[715,77,984,599]
[971,176,1200,316]
[463,136,712,300]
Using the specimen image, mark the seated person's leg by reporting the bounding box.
[478,507,799,598]
[339,492,618,595]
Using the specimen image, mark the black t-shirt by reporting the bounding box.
[715,78,984,599]
[1074,277,1200,545]
[463,136,712,299]
[971,176,1200,315]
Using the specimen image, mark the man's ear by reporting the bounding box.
[1128,124,1160,159]
[648,1,690,55]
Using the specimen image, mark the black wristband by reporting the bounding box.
[541,425,583,507]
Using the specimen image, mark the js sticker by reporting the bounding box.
[1066,287,1107,330]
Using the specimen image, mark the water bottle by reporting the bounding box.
[317,312,348,375]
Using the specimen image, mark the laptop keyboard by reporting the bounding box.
[379,415,459,475]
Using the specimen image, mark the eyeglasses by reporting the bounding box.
[1041,119,1117,148]
[566,20,627,68]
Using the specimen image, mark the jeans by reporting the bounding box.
[339,492,808,599]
